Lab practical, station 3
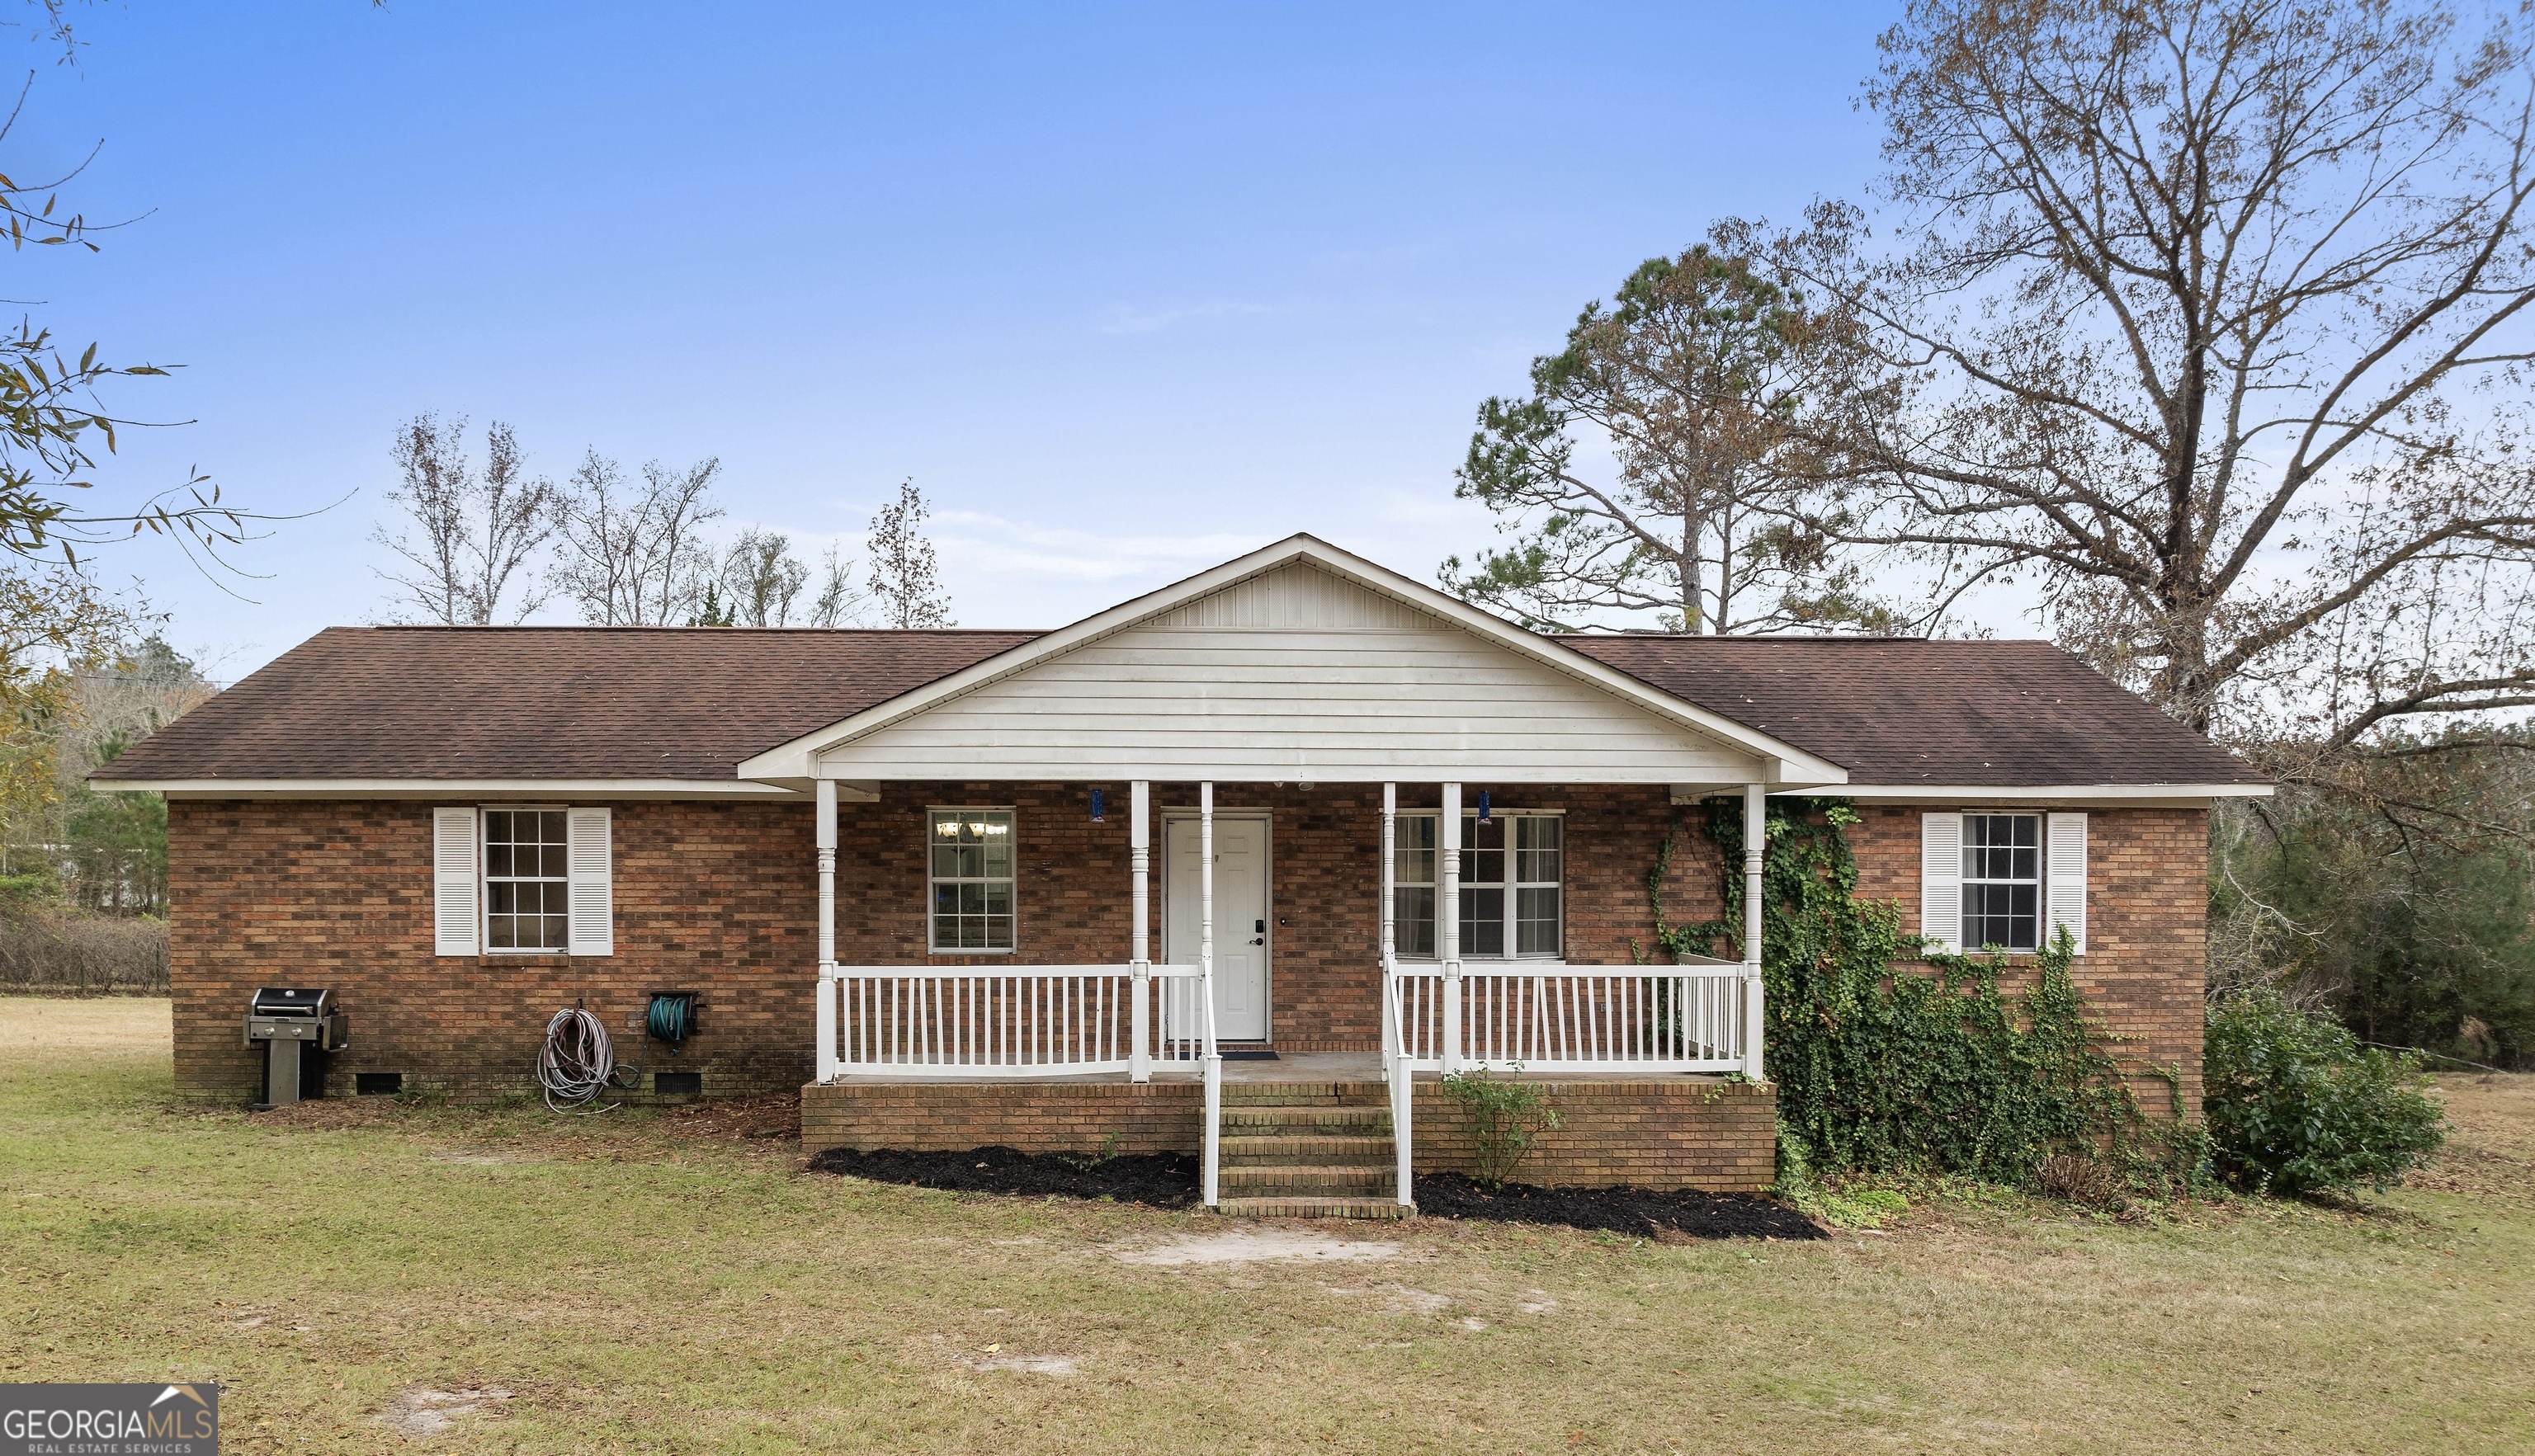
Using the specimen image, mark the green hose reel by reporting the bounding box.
[646,992,698,1054]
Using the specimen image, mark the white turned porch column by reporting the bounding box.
[1379,782,1397,1071]
[1742,782,1766,1082]
[1383,781,1413,1207]
[1200,782,1215,1040]
[814,779,839,1082]
[1439,781,1461,1075]
[1200,781,1222,1207]
[1129,780,1153,1083]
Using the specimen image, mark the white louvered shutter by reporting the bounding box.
[1920,812,1963,954]
[567,808,615,956]
[2046,811,2088,954]
[433,808,480,956]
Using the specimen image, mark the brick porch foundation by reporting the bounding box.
[800,1076,1777,1192]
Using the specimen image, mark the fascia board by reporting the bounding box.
[1754,781,2273,807]
[92,777,833,802]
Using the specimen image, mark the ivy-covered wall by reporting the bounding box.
[1844,804,2212,1113]
[1654,797,2210,1180]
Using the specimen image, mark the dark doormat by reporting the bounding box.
[1219,1048,1280,1061]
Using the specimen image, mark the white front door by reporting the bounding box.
[1165,814,1271,1042]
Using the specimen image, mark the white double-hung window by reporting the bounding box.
[484,808,572,950]
[1391,810,1563,960]
[928,808,1016,953]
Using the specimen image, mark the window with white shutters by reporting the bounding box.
[1920,810,2087,957]
[433,806,613,957]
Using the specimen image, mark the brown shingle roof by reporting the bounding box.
[98,626,1039,782]
[1566,635,2263,787]
[98,624,2261,789]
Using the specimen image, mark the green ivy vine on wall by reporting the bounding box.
[1653,796,2169,1185]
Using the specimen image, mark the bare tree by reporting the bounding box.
[1790,0,2535,766]
[867,480,951,628]
[1444,225,1890,634]
[806,542,872,628]
[371,414,560,624]
[718,527,811,626]
[551,453,726,625]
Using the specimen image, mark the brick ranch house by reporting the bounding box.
[98,535,2266,1217]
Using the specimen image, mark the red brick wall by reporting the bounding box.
[1411,1079,1775,1190]
[166,790,2206,1116]
[1843,804,2210,1114]
[798,1077,1777,1192]
[168,799,816,1102]
[836,781,1718,1049]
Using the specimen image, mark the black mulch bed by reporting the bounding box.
[808,1146,1821,1239]
[807,1145,1204,1209]
[1411,1172,1825,1241]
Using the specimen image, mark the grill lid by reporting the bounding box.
[249,987,332,1017]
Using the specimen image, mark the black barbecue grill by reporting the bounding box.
[244,987,348,1108]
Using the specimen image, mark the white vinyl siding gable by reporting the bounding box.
[815,563,1765,784]
[432,808,480,956]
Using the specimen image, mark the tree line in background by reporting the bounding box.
[0,4,289,988]
[372,412,952,630]
[1449,0,2535,1070]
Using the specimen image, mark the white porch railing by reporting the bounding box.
[831,964,1203,1077]
[1388,959,1747,1073]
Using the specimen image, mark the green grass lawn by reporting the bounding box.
[2,997,2530,1454]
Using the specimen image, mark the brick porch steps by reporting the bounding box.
[1218,1195,1411,1220]
[1220,1134,1392,1166]
[1212,1082,1411,1219]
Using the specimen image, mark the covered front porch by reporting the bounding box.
[739,540,1843,1209]
[798,775,1778,1210]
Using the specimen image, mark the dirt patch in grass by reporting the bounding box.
[655,1090,800,1142]
[380,1386,512,1438]
[1111,1229,1402,1266]
[807,1144,1205,1207]
[1411,1172,1825,1241]
[248,1097,410,1131]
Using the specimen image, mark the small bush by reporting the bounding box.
[2205,989,2447,1194]
[1439,1067,1562,1190]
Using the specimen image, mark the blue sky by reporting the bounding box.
[12,2,1900,677]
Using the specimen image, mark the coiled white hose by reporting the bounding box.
[536,1006,628,1112]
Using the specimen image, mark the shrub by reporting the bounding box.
[2205,989,2447,1194]
[1438,1067,1562,1189]
[0,904,169,994]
